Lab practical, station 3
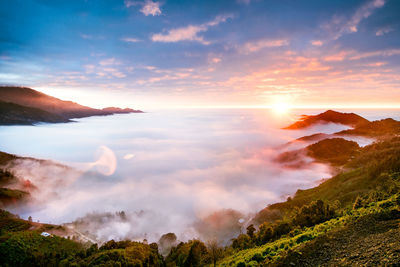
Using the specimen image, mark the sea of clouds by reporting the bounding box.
[0,108,388,243]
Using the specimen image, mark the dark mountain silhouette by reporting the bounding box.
[0,86,142,124]
[337,118,400,137]
[0,100,70,125]
[285,110,369,129]
[275,137,360,168]
[296,133,329,142]
[307,138,360,166]
[101,107,141,114]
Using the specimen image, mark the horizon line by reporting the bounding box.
[166,105,400,110]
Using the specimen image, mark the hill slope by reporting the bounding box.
[273,214,400,266]
[0,86,142,121]
[285,110,369,129]
[337,118,400,137]
[0,209,164,266]
[0,100,70,125]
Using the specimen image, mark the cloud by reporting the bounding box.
[3,112,333,243]
[99,58,121,66]
[323,51,352,62]
[140,0,162,16]
[376,26,393,36]
[311,40,323,46]
[152,25,210,44]
[324,0,386,40]
[73,146,117,176]
[125,0,162,16]
[151,14,233,45]
[364,61,386,67]
[123,154,135,160]
[240,39,289,54]
[121,37,142,43]
[82,58,126,79]
[79,33,104,40]
[210,57,221,64]
[80,34,93,39]
[349,48,400,60]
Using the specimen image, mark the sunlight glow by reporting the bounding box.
[271,102,291,114]
[270,95,293,115]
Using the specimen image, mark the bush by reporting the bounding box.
[251,253,264,262]
[295,234,314,244]
[293,200,335,227]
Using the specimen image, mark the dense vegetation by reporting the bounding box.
[0,209,164,266]
[338,118,400,137]
[306,138,360,165]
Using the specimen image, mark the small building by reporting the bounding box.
[41,232,51,237]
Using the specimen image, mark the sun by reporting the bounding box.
[271,101,291,114]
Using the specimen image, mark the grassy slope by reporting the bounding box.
[219,195,400,266]
[273,212,400,266]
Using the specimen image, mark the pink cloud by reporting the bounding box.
[151,14,233,44]
[240,39,289,54]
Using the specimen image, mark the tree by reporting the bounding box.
[272,222,291,238]
[207,239,223,267]
[257,223,273,245]
[183,240,209,267]
[118,211,127,221]
[28,216,32,222]
[293,200,335,228]
[158,232,177,256]
[246,224,256,238]
[232,234,253,250]
[353,195,363,210]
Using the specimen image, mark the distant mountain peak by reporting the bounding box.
[284,110,370,130]
[101,107,142,114]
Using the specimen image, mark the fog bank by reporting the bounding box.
[0,109,355,243]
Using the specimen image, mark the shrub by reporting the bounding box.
[296,234,314,244]
[251,253,264,262]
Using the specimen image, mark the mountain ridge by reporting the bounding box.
[0,86,142,125]
[285,110,370,130]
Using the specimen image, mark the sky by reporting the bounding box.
[0,0,400,109]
